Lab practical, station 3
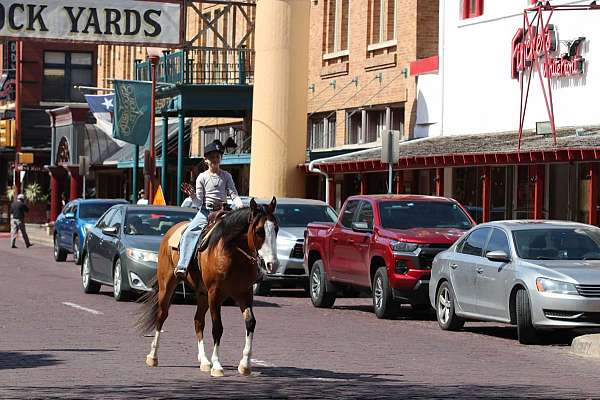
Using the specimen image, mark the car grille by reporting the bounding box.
[290,241,304,259]
[576,285,600,298]
[544,309,600,323]
[418,245,450,270]
[284,267,306,276]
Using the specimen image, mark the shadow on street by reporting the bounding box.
[0,351,62,370]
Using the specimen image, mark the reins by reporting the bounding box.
[235,212,262,267]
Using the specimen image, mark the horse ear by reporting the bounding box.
[250,198,258,213]
[267,196,277,214]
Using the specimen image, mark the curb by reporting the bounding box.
[571,334,600,358]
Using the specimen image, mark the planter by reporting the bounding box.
[26,202,49,224]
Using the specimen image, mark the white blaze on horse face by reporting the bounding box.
[258,220,278,272]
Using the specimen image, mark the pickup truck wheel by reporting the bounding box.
[373,267,400,319]
[436,281,465,331]
[309,260,336,308]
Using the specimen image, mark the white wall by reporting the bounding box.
[441,0,600,136]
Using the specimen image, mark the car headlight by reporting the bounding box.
[126,248,158,263]
[536,278,578,295]
[83,224,94,234]
[390,241,419,253]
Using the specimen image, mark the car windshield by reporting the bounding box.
[273,204,337,228]
[513,227,600,260]
[125,210,195,236]
[378,201,473,230]
[79,203,122,219]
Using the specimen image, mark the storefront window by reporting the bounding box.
[490,166,510,221]
[452,167,481,223]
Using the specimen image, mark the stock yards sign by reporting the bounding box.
[0,0,182,46]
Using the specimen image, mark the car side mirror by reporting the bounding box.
[102,226,119,236]
[65,212,75,219]
[486,250,511,263]
[352,221,371,233]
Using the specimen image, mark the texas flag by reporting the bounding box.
[85,94,114,114]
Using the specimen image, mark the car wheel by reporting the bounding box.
[113,258,130,302]
[516,288,539,345]
[253,281,271,296]
[436,281,465,331]
[373,267,400,319]
[53,234,67,262]
[73,236,82,265]
[309,260,336,308]
[81,253,101,294]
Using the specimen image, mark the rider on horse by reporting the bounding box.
[174,139,244,279]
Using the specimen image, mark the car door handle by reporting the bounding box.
[450,263,459,269]
[347,239,355,244]
[476,267,484,274]
[332,237,338,242]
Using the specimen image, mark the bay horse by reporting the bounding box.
[137,197,279,377]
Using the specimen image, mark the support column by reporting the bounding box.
[161,114,168,204]
[327,176,335,209]
[395,171,403,194]
[435,168,444,197]
[177,112,184,206]
[482,166,490,223]
[589,163,598,226]
[47,167,65,222]
[533,164,544,219]
[360,174,367,195]
[68,167,83,201]
[132,146,139,203]
[249,0,310,198]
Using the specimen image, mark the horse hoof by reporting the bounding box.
[200,362,212,372]
[211,368,225,377]
[146,356,158,367]
[238,364,251,376]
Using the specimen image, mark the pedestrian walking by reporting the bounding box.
[10,194,31,249]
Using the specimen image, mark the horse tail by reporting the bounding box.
[135,276,159,335]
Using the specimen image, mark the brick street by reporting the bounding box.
[2,243,600,399]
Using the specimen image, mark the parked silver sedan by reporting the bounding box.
[429,220,600,344]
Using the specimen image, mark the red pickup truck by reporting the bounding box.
[304,195,475,318]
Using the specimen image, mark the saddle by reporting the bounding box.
[168,204,231,252]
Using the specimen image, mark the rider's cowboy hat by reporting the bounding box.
[204,140,225,157]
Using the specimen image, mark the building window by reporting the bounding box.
[368,0,396,45]
[43,51,94,102]
[345,106,403,145]
[462,0,484,19]
[324,0,350,54]
[309,114,336,150]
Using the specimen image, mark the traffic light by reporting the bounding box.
[0,119,11,147]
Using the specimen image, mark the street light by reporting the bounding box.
[146,47,162,204]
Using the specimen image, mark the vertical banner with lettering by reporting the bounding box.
[113,80,151,146]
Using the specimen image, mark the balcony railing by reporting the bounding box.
[135,48,254,86]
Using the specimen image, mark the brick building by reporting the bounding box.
[305,0,439,209]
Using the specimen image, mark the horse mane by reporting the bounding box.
[206,206,265,251]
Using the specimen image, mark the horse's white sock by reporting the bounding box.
[240,332,253,369]
[148,330,160,359]
[211,343,223,371]
[198,339,211,366]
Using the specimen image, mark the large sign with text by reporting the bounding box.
[511,24,586,80]
[0,0,182,46]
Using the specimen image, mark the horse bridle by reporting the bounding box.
[236,212,265,271]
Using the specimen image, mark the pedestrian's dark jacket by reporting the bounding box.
[11,201,29,220]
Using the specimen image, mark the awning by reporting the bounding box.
[303,126,600,173]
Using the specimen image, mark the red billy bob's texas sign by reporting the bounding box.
[0,0,182,47]
[511,24,586,80]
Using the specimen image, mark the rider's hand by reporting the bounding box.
[181,182,195,197]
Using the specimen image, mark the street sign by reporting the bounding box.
[79,155,89,176]
[17,152,33,164]
[0,0,183,47]
[381,130,401,164]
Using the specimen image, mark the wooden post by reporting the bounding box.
[395,171,403,194]
[327,176,335,209]
[360,174,367,195]
[435,168,444,197]
[482,166,490,223]
[589,163,598,226]
[533,164,544,219]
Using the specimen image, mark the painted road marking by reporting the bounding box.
[251,358,277,367]
[62,302,103,315]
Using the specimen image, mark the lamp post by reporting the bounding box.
[146,48,162,205]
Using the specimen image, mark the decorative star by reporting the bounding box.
[101,97,114,111]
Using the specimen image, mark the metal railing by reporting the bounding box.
[136,48,254,86]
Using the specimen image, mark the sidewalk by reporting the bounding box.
[1,224,53,247]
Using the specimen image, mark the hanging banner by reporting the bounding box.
[0,0,183,46]
[113,79,151,146]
